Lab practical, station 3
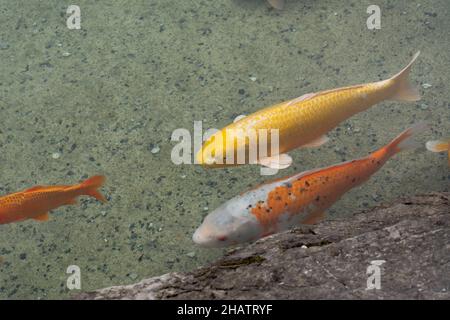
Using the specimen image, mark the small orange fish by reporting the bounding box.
[193,123,427,247]
[0,175,106,225]
[426,138,450,166]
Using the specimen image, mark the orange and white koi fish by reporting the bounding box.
[426,138,450,166]
[193,123,427,247]
[0,175,106,225]
[196,52,421,169]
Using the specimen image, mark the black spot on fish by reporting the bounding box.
[284,182,292,188]
[305,181,310,187]
[275,196,282,201]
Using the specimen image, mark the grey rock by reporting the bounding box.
[128,273,139,281]
[0,41,9,49]
[186,251,196,258]
[75,192,449,300]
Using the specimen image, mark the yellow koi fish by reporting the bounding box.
[197,52,421,169]
[426,138,450,166]
[193,123,427,247]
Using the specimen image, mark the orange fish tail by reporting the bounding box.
[381,122,428,158]
[79,175,107,203]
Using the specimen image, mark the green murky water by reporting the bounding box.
[0,0,448,299]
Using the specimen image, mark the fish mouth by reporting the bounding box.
[192,227,212,247]
[192,225,229,248]
[192,228,203,244]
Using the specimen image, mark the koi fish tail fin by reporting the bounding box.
[386,122,428,156]
[80,175,107,203]
[426,139,449,153]
[389,51,421,102]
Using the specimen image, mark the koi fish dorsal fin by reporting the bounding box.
[24,186,46,193]
[33,212,49,222]
[286,93,316,106]
[267,0,285,9]
[233,114,247,123]
[305,84,366,101]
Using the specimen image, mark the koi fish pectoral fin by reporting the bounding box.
[302,211,326,225]
[302,135,330,148]
[33,212,50,222]
[258,153,293,169]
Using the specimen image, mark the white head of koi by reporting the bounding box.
[192,193,264,248]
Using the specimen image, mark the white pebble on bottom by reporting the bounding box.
[52,152,61,159]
